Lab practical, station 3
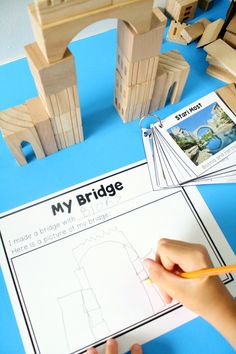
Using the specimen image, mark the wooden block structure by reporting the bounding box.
[149,50,190,112]
[166,0,198,22]
[114,8,167,122]
[25,43,83,149]
[1,0,165,165]
[204,39,236,83]
[28,0,154,63]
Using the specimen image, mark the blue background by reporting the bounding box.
[0,1,235,353]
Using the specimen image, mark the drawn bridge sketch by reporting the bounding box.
[58,228,165,352]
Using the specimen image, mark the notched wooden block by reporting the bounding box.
[117,7,167,62]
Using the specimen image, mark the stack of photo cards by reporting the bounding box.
[143,92,236,189]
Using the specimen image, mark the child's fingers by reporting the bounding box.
[86,348,98,354]
[105,339,118,354]
[157,239,212,271]
[131,344,142,354]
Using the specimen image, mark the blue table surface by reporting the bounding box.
[0,1,235,353]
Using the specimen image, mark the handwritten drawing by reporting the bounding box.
[58,228,165,352]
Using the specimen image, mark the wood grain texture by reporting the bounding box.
[29,0,154,63]
[0,104,45,165]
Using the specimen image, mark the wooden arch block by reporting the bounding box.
[0,104,45,165]
[28,0,154,63]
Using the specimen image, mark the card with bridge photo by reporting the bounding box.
[154,92,236,181]
[143,92,236,189]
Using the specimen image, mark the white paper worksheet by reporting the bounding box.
[0,161,235,354]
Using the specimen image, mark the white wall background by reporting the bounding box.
[0,0,167,65]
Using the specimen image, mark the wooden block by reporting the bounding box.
[206,65,236,84]
[117,7,167,62]
[44,86,83,148]
[150,50,190,110]
[223,31,236,50]
[34,0,112,25]
[204,39,236,77]
[227,13,236,35]
[26,97,58,155]
[166,0,198,22]
[116,47,159,86]
[198,0,215,11]
[0,104,45,165]
[167,21,188,45]
[197,17,211,29]
[25,43,77,97]
[149,70,167,113]
[28,0,154,63]
[114,70,155,122]
[216,84,236,116]
[197,19,224,48]
[181,21,204,43]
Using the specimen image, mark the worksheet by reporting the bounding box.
[0,161,235,354]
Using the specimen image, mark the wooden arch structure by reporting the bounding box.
[0,0,168,165]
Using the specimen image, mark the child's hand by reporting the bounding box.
[145,239,236,348]
[86,339,142,354]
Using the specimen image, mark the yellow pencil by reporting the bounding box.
[145,264,236,283]
[179,264,236,279]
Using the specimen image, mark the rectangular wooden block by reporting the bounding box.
[204,39,236,77]
[207,65,236,84]
[198,0,215,11]
[181,21,205,43]
[117,7,167,62]
[26,97,58,155]
[166,0,198,22]
[224,31,236,50]
[216,84,236,116]
[35,0,112,25]
[114,70,155,122]
[197,18,224,48]
[116,47,159,86]
[227,13,236,35]
[149,70,167,113]
[25,42,77,97]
